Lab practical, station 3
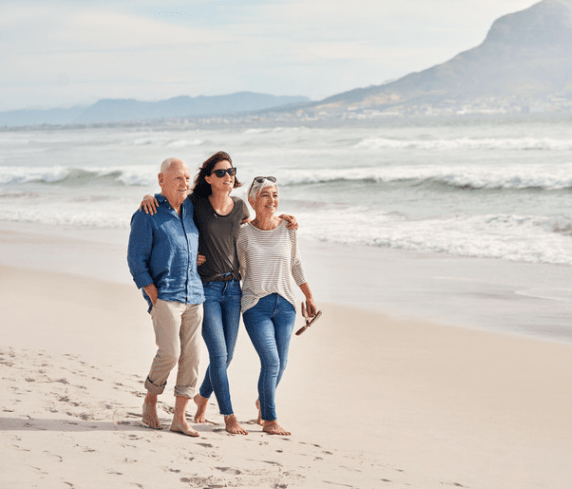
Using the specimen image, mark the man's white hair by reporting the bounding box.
[159,157,185,173]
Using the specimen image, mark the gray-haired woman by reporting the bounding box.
[237,176,318,436]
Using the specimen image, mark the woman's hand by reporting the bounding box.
[304,297,318,317]
[280,214,298,230]
[299,283,317,316]
[140,195,159,215]
[197,254,206,266]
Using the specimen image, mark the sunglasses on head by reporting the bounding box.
[254,176,276,183]
[211,168,237,178]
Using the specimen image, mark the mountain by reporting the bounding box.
[310,0,572,114]
[0,92,310,127]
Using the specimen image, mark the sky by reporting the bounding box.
[1,0,538,112]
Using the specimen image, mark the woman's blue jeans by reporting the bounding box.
[199,278,242,415]
[242,293,296,422]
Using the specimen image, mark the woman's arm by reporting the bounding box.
[236,232,247,280]
[299,282,317,317]
[139,195,159,215]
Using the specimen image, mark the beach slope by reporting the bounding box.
[1,225,572,488]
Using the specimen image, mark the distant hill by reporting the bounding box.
[309,0,572,114]
[0,92,310,127]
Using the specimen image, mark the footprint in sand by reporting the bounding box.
[42,451,63,463]
[180,477,225,488]
[263,460,282,467]
[215,467,241,475]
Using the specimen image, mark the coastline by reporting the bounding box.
[2,219,569,343]
[1,220,572,488]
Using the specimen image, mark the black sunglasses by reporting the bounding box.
[211,167,237,178]
[254,176,276,183]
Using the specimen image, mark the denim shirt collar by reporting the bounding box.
[155,193,189,215]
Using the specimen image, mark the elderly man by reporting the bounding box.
[127,157,205,437]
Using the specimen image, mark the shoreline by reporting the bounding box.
[1,219,570,345]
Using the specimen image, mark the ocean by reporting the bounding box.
[1,114,570,265]
[1,114,571,341]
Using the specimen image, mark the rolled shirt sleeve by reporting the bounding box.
[127,210,155,289]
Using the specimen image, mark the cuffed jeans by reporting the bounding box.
[198,278,242,415]
[145,299,203,399]
[242,293,296,421]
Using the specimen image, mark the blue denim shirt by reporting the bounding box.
[127,193,205,312]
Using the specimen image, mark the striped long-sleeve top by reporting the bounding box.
[237,220,307,313]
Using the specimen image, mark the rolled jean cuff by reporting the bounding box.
[174,385,195,399]
[145,376,166,395]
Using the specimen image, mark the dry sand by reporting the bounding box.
[1,224,572,489]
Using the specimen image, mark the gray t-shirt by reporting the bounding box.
[190,193,250,282]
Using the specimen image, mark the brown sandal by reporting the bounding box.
[296,302,322,336]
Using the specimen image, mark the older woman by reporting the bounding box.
[237,176,318,436]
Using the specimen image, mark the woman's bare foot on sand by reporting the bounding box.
[142,394,161,429]
[170,418,200,437]
[255,399,263,426]
[224,414,249,435]
[194,394,208,423]
[263,420,291,436]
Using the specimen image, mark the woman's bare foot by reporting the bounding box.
[262,420,291,436]
[255,399,263,426]
[142,394,161,429]
[170,418,200,437]
[194,394,208,423]
[224,414,249,435]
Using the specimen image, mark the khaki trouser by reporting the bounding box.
[145,299,203,398]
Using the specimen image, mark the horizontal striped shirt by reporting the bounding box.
[237,220,307,313]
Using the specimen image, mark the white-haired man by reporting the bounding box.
[128,157,204,437]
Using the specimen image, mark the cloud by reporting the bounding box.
[0,5,234,107]
[0,0,536,111]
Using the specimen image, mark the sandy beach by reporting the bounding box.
[1,222,572,489]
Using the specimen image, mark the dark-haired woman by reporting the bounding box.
[141,151,296,435]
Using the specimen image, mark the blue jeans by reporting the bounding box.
[199,278,242,415]
[242,294,296,422]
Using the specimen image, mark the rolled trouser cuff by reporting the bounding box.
[145,376,166,395]
[174,385,195,399]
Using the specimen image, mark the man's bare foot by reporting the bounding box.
[142,395,161,429]
[263,420,291,436]
[170,418,200,437]
[255,399,263,426]
[169,395,200,436]
[193,394,209,423]
[224,414,249,435]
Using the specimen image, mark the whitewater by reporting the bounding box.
[0,114,571,265]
